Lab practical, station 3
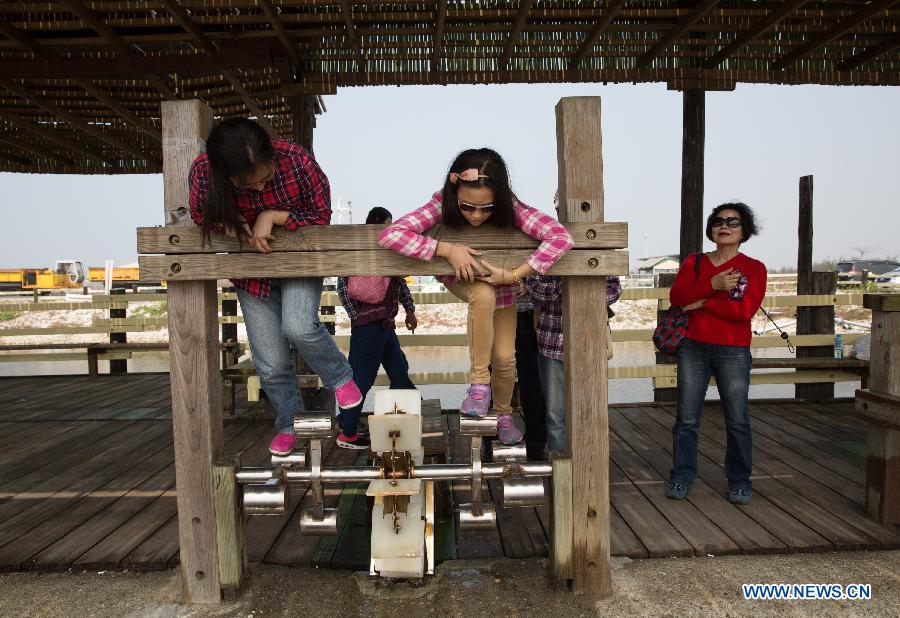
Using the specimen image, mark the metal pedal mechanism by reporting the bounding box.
[234,400,553,578]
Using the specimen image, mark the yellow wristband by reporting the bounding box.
[511,268,522,284]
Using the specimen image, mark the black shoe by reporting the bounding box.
[728,488,752,505]
[336,432,371,450]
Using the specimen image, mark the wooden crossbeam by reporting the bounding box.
[59,0,129,52]
[773,0,900,70]
[138,249,628,280]
[0,47,278,79]
[58,0,175,98]
[137,222,628,254]
[499,0,534,69]
[567,0,627,70]
[838,34,900,71]
[432,0,447,71]
[0,133,74,166]
[0,79,154,162]
[257,0,301,67]
[0,110,114,164]
[0,22,160,143]
[159,0,278,137]
[703,0,809,68]
[635,0,720,69]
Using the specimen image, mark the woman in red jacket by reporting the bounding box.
[666,203,766,506]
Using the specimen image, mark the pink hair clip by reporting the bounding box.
[448,168,486,184]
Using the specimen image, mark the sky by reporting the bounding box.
[1,82,898,271]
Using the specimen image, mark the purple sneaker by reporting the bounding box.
[497,415,524,445]
[334,378,363,409]
[460,384,491,417]
[269,431,296,455]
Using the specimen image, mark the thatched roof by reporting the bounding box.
[1,1,898,174]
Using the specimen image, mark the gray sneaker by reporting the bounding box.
[728,488,752,505]
[665,481,689,500]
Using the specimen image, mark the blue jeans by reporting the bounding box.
[237,278,353,433]
[670,338,753,491]
[338,322,415,436]
[537,353,566,451]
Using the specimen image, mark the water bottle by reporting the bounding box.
[834,333,844,359]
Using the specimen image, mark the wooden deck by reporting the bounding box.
[0,374,897,573]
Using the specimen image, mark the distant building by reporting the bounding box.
[636,255,680,275]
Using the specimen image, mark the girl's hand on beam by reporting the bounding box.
[251,211,278,253]
[437,242,485,282]
[475,259,512,286]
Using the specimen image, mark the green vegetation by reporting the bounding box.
[131,302,167,318]
[0,311,19,321]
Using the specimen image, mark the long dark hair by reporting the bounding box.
[201,117,275,244]
[441,148,515,229]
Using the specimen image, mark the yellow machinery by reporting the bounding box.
[0,260,85,290]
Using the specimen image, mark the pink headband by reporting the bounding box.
[449,168,488,185]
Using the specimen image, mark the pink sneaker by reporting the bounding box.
[497,415,524,445]
[460,384,490,417]
[269,431,296,455]
[334,379,363,409]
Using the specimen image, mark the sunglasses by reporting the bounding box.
[459,202,495,213]
[712,216,742,228]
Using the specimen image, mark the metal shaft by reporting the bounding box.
[238,462,552,485]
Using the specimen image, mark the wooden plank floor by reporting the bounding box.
[0,374,897,573]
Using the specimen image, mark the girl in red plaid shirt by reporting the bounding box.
[189,118,362,456]
[379,148,573,445]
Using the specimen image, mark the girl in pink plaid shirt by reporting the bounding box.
[379,148,573,445]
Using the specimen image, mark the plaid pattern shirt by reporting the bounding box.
[525,275,622,361]
[378,191,574,308]
[189,139,331,300]
[337,276,415,324]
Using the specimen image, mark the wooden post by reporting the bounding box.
[653,272,678,402]
[680,90,705,262]
[162,100,214,226]
[796,272,837,400]
[168,280,224,603]
[213,458,246,590]
[556,97,612,595]
[856,294,900,524]
[796,176,813,296]
[163,97,223,603]
[291,95,315,153]
[109,288,127,374]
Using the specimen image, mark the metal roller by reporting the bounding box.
[236,468,277,484]
[242,481,289,515]
[293,413,334,438]
[299,507,339,535]
[491,441,527,462]
[458,415,498,437]
[271,450,306,467]
[501,477,545,508]
[458,503,497,530]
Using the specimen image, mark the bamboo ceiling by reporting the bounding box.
[1,1,898,175]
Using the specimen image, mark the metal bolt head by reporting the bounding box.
[168,234,180,245]
[170,263,182,274]
[586,229,596,240]
[580,201,591,212]
[588,257,599,269]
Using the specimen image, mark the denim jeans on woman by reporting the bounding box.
[670,338,753,491]
[237,278,354,433]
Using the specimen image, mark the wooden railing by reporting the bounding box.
[0,285,870,387]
